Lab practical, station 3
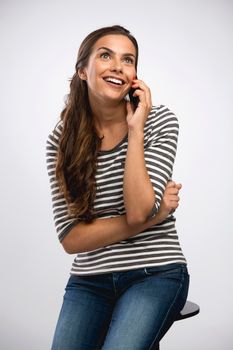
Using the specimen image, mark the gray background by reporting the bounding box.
[1,0,232,349]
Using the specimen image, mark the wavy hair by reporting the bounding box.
[55,25,139,222]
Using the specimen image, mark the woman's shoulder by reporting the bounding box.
[144,105,179,143]
[148,104,179,125]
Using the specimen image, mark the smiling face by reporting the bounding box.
[79,34,137,106]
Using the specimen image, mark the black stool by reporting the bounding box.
[154,301,200,349]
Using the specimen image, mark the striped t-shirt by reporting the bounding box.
[46,104,187,275]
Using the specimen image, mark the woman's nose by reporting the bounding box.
[110,58,123,73]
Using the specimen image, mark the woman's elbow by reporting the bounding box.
[61,234,81,254]
[126,213,147,226]
[61,240,75,254]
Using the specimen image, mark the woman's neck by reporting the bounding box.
[90,99,128,136]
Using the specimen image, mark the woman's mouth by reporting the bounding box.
[103,76,125,87]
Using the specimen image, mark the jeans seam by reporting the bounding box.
[148,270,185,349]
[112,273,118,297]
[144,267,150,276]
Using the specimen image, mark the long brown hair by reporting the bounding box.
[55,25,139,222]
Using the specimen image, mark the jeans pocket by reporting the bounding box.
[144,264,188,278]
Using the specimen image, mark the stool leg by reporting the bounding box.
[153,343,160,350]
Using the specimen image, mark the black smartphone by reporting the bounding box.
[128,87,140,110]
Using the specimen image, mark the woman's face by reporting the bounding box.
[80,34,137,106]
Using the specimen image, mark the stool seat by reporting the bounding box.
[175,300,200,321]
[154,300,200,350]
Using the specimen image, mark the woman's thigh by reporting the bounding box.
[102,264,189,350]
[51,275,114,350]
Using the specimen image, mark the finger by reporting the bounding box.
[167,193,180,201]
[133,81,151,105]
[173,202,179,208]
[173,195,180,202]
[132,79,150,89]
[132,89,148,109]
[126,101,134,116]
[132,81,152,109]
[175,183,182,190]
[168,188,180,195]
[131,87,146,100]
[169,200,179,208]
[166,182,182,191]
[166,181,176,188]
[132,79,148,87]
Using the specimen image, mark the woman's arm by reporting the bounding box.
[123,79,155,225]
[62,214,157,254]
[46,120,180,255]
[124,128,156,225]
[61,181,181,254]
[124,95,179,225]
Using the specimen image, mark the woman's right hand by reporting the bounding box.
[156,181,182,224]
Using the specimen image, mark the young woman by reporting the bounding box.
[46,25,189,350]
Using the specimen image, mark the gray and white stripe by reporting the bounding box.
[46,104,186,275]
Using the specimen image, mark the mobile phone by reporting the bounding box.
[128,87,140,110]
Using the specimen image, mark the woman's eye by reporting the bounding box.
[101,52,110,59]
[124,57,134,64]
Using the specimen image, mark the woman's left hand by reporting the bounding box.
[155,181,182,224]
[126,79,152,132]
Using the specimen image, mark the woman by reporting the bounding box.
[46,25,189,350]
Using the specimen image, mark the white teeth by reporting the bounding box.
[105,77,123,85]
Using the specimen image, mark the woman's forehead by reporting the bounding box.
[92,34,136,55]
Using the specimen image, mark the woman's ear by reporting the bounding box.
[78,68,87,81]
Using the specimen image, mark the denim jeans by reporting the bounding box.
[51,263,189,350]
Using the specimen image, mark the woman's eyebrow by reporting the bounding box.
[96,46,136,58]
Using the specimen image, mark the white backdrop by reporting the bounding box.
[1,0,232,349]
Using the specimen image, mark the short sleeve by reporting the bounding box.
[144,105,179,217]
[46,121,79,242]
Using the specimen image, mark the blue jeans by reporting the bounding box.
[51,263,189,350]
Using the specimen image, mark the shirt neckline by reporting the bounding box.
[98,133,128,155]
